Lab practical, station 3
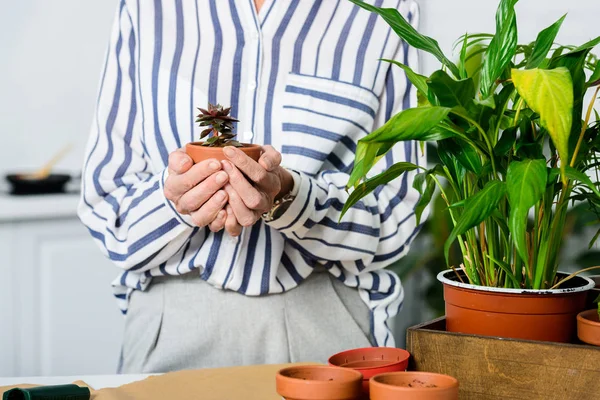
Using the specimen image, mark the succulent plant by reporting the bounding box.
[195,103,243,147]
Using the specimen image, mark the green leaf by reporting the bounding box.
[494,127,517,156]
[444,181,507,265]
[511,67,573,182]
[480,0,519,96]
[587,60,600,87]
[427,70,475,109]
[348,0,460,78]
[362,107,453,143]
[341,162,421,219]
[550,49,589,159]
[439,138,482,175]
[565,166,600,197]
[506,159,547,267]
[567,35,600,54]
[413,172,436,225]
[526,14,566,69]
[382,59,429,96]
[347,107,452,188]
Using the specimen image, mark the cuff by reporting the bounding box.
[159,168,196,228]
[264,170,315,234]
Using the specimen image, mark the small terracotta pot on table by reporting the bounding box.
[369,371,459,400]
[577,309,600,346]
[276,365,363,400]
[328,347,410,396]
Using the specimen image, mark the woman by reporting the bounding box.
[79,0,423,373]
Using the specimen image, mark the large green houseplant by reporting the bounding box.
[343,0,600,342]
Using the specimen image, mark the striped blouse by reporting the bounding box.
[78,0,424,348]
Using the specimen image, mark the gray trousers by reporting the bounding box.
[120,269,373,373]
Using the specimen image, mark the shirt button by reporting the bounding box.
[248,81,257,90]
[241,131,254,142]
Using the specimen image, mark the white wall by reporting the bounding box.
[0,0,598,176]
[0,1,117,176]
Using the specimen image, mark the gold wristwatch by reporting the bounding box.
[262,192,295,222]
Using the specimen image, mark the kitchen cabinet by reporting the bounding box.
[0,194,124,377]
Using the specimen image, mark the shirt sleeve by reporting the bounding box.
[265,27,426,276]
[78,1,193,272]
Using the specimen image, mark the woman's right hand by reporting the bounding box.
[164,149,230,230]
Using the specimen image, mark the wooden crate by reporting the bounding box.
[406,318,600,400]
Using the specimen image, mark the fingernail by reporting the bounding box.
[226,205,233,214]
[263,158,273,170]
[215,171,228,184]
[209,160,220,170]
[219,210,226,219]
[223,146,235,157]
[179,157,190,169]
[221,160,233,172]
[215,191,227,202]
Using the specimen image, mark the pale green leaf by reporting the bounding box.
[512,67,574,182]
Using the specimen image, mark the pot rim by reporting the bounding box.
[370,371,459,392]
[186,141,260,148]
[577,309,600,326]
[437,269,594,295]
[276,365,363,385]
[328,347,410,372]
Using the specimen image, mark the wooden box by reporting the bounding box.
[406,318,600,400]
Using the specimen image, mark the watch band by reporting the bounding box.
[262,192,295,222]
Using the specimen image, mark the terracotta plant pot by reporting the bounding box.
[369,372,459,400]
[438,270,594,342]
[584,275,600,310]
[577,309,600,346]
[185,142,262,163]
[276,365,363,400]
[328,347,410,395]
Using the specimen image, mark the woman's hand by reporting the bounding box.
[163,149,230,229]
[207,145,293,236]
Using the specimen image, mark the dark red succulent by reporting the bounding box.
[195,103,242,147]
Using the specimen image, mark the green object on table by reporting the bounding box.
[2,384,90,400]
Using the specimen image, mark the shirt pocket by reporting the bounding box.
[280,73,381,177]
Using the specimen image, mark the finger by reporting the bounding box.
[168,148,193,175]
[224,184,260,227]
[189,190,228,227]
[222,161,270,211]
[258,145,282,172]
[176,170,229,214]
[223,146,268,183]
[208,209,227,233]
[225,205,243,237]
[167,158,222,199]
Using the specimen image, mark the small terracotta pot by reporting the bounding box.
[185,142,261,163]
[584,276,600,310]
[276,365,363,400]
[328,347,410,395]
[369,372,459,400]
[438,270,594,343]
[577,309,600,346]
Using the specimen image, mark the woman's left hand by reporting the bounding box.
[207,145,293,236]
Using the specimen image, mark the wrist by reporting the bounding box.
[275,167,294,200]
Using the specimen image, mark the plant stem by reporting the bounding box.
[570,86,600,167]
[513,97,525,126]
[550,266,600,289]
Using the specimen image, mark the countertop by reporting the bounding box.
[0,192,80,222]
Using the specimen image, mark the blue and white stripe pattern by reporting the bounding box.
[79,0,424,347]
